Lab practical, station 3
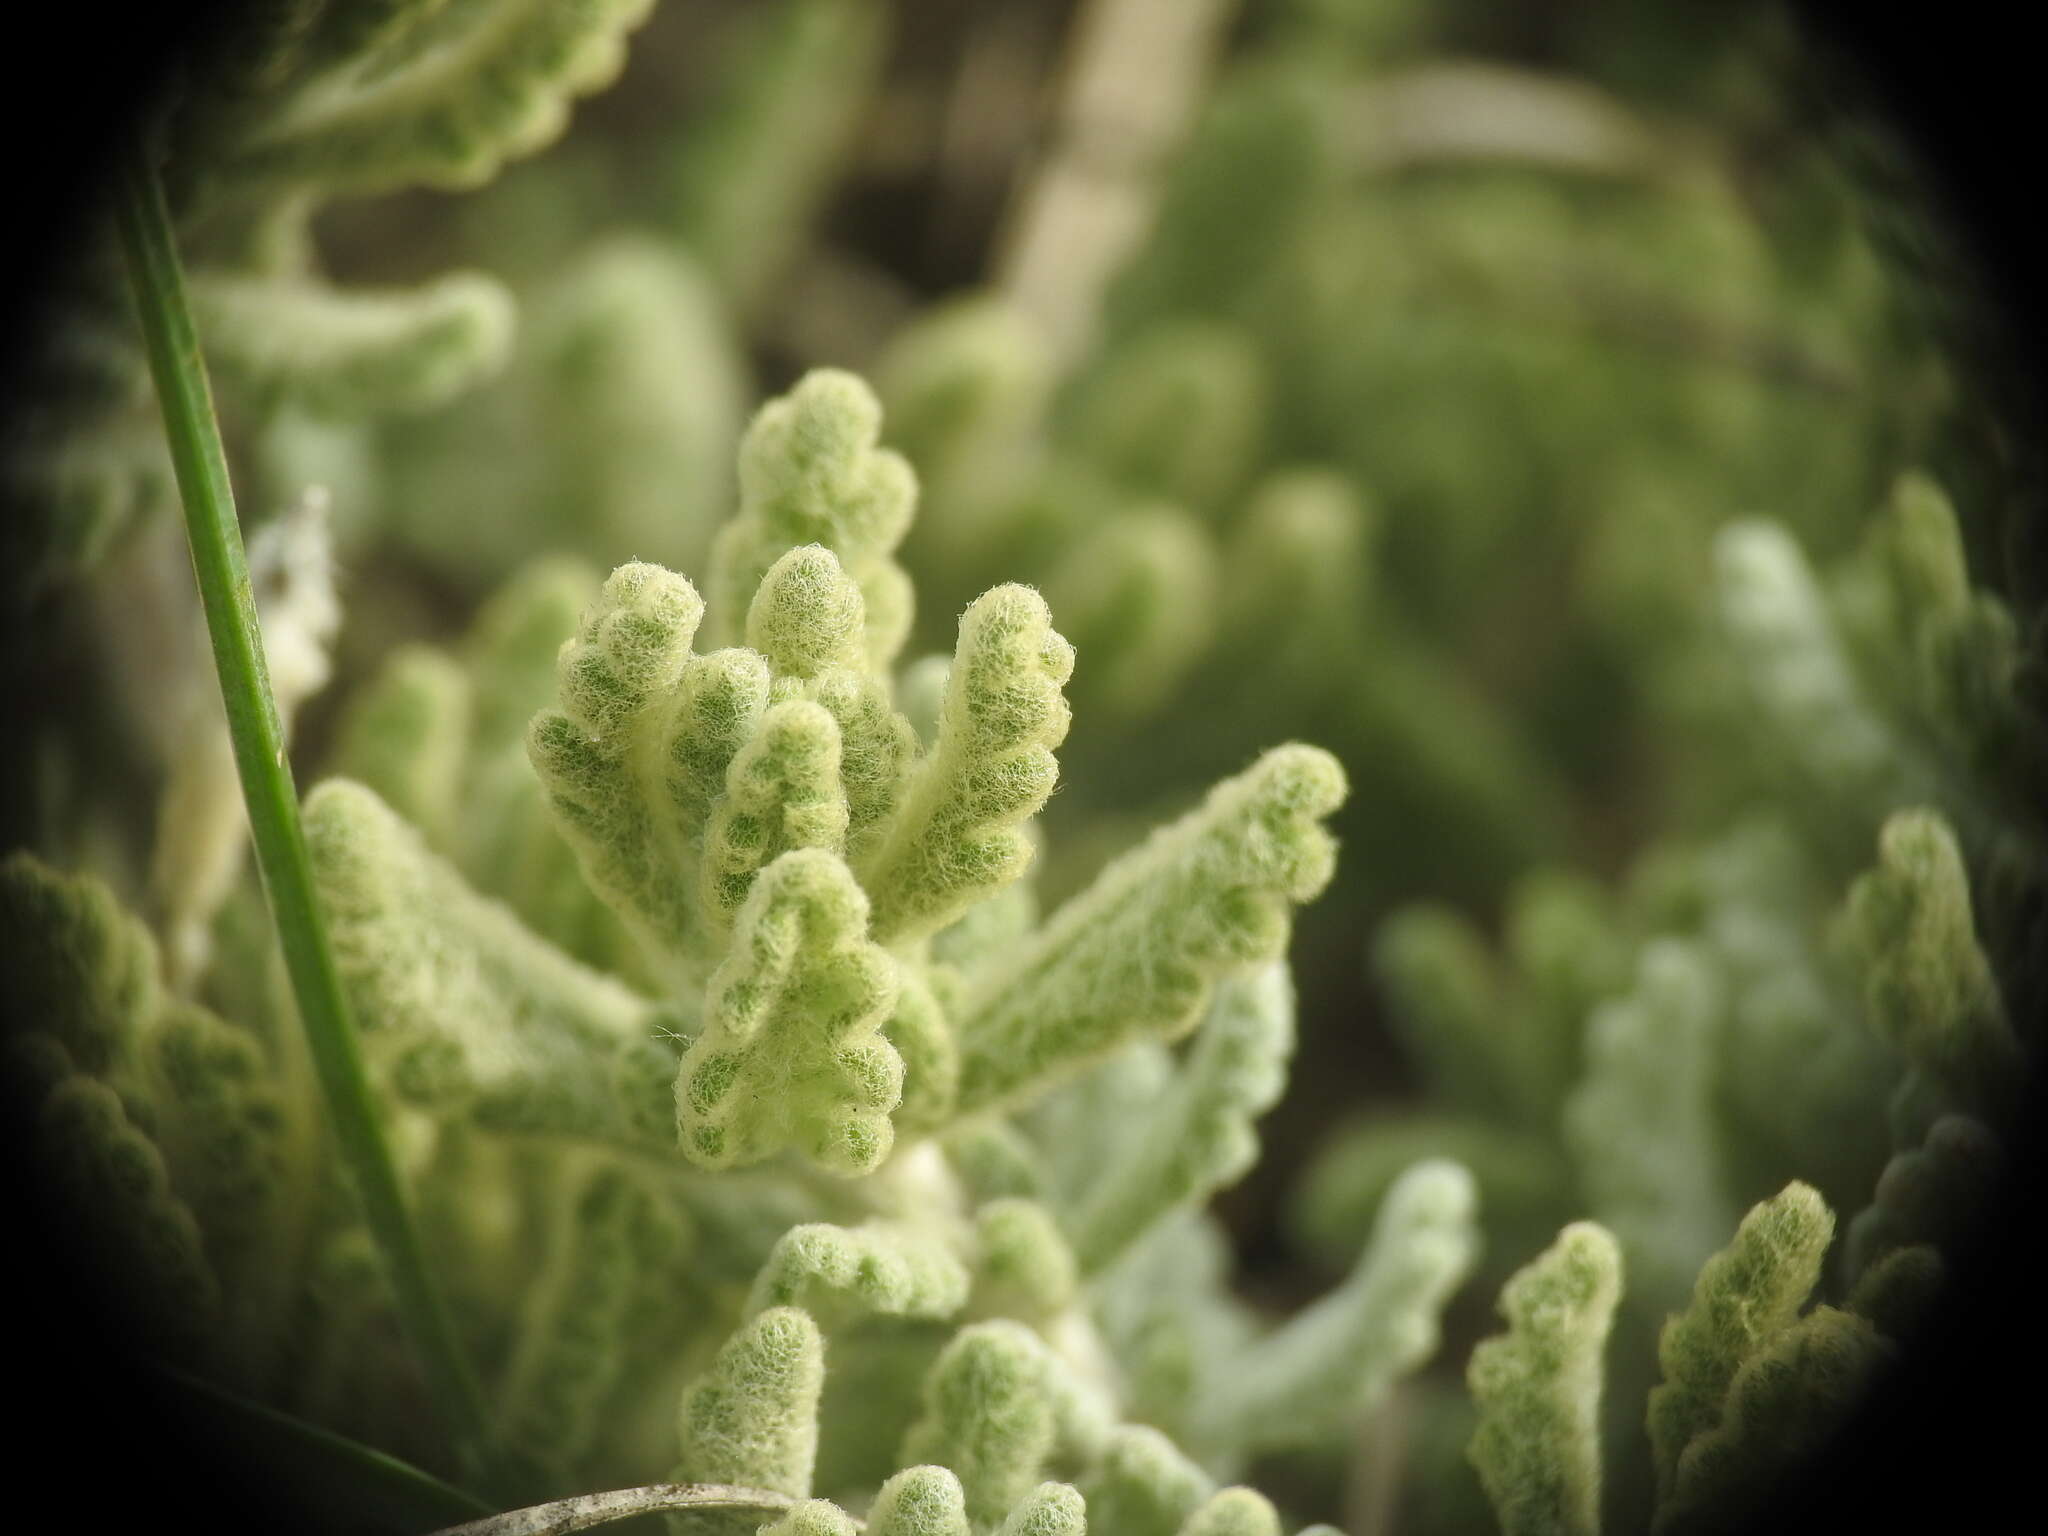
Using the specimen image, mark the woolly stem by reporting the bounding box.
[114,136,504,1490]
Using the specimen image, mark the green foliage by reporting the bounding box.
[1656,1307,1892,1535]
[901,1323,1058,1530]
[675,1306,826,1496]
[185,268,515,418]
[666,0,890,314]
[869,1466,973,1536]
[997,1483,1088,1536]
[303,777,654,1141]
[1467,1223,1623,1536]
[681,849,902,1174]
[36,1075,224,1358]
[174,0,659,199]
[1179,1488,1284,1536]
[859,584,1072,945]
[22,5,2043,1532]
[1080,1426,1215,1536]
[1564,942,1734,1313]
[114,362,1371,1518]
[499,1164,681,1471]
[1064,964,1294,1275]
[1844,1112,2001,1279]
[3,851,159,1077]
[1205,1160,1479,1455]
[1645,1184,1834,1513]
[748,1222,971,1326]
[710,368,917,668]
[1839,807,2018,1118]
[955,743,1345,1117]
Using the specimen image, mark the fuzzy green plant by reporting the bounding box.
[1466,1222,1623,1536]
[15,8,2043,1536]
[36,356,1504,1527]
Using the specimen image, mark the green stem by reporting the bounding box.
[156,1367,495,1528]
[114,138,505,1493]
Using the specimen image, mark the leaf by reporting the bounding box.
[899,1323,1058,1531]
[746,1222,971,1327]
[859,584,1072,945]
[185,268,514,417]
[1065,964,1294,1275]
[200,0,660,197]
[955,745,1345,1117]
[708,369,917,668]
[675,1308,826,1499]
[677,849,903,1174]
[1646,1183,1834,1513]
[1467,1223,1623,1536]
[1210,1160,1478,1454]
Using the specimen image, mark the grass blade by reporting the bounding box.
[113,135,504,1493]
[156,1367,495,1531]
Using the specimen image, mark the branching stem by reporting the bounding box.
[429,1484,807,1536]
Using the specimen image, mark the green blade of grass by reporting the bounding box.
[155,1367,495,1531]
[114,135,505,1494]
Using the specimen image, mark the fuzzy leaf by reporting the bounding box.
[900,1322,1058,1531]
[1177,1489,1282,1536]
[500,1166,679,1469]
[2,851,159,1078]
[860,584,1072,945]
[201,0,659,196]
[1466,1222,1623,1536]
[1563,940,1734,1312]
[709,369,917,669]
[303,778,653,1140]
[1660,1308,1892,1535]
[527,560,714,969]
[746,1221,971,1326]
[675,1306,825,1498]
[699,698,851,933]
[37,1076,222,1359]
[677,849,904,1175]
[970,1199,1077,1323]
[996,1484,1087,1536]
[869,1466,972,1536]
[1845,1112,2000,1277]
[761,1503,862,1536]
[1844,1243,1945,1341]
[186,268,513,417]
[1079,1426,1214,1536]
[1646,1183,1834,1512]
[886,966,961,1134]
[1840,807,2017,1117]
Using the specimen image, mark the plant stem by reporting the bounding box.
[114,136,505,1493]
[428,1485,805,1536]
